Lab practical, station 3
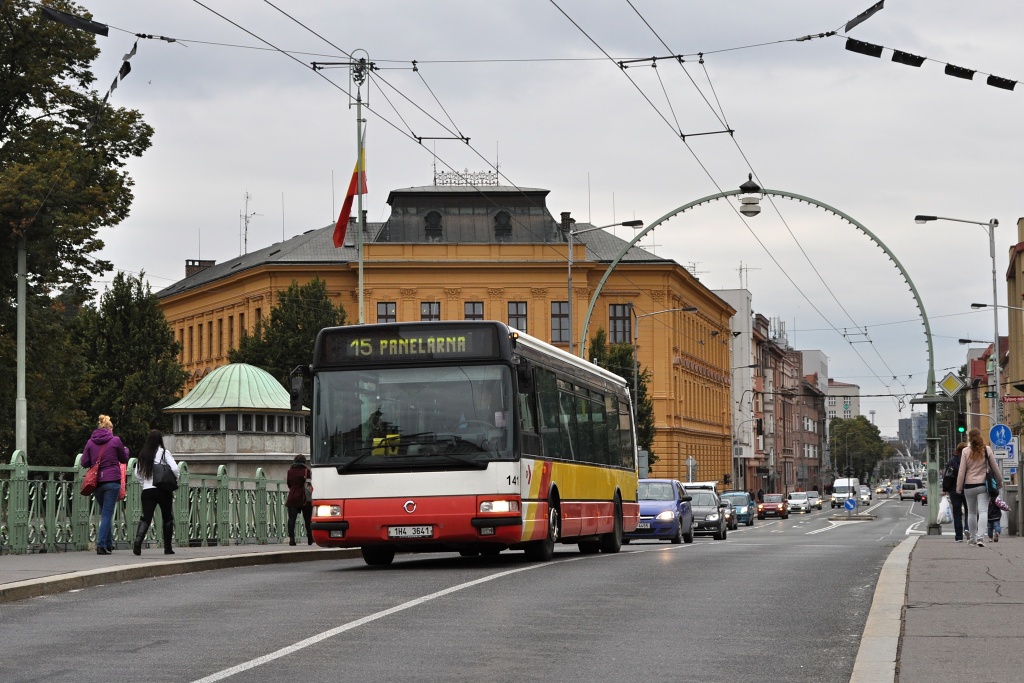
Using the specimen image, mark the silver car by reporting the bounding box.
[805,491,823,510]
[787,491,810,513]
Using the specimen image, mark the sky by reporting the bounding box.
[76,1,1024,439]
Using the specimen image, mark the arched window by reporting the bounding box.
[425,211,444,242]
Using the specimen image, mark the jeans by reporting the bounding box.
[949,491,969,540]
[963,484,990,543]
[94,481,121,550]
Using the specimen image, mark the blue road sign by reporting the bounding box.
[844,498,857,511]
[991,424,1012,448]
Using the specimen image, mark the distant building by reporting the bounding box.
[827,379,861,421]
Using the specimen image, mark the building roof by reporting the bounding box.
[164,363,299,412]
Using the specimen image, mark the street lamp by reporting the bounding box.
[628,305,698,422]
[562,214,644,355]
[916,214,1001,423]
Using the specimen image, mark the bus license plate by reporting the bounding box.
[388,525,433,539]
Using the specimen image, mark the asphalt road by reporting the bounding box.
[0,496,923,683]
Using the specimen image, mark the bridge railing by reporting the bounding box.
[0,450,304,555]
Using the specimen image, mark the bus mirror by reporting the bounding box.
[516,360,534,394]
[289,376,304,412]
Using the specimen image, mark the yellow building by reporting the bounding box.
[157,184,736,486]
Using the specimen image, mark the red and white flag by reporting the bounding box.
[333,142,367,248]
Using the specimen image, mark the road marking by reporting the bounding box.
[189,559,566,682]
[805,520,859,535]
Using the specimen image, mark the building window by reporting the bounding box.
[207,321,213,360]
[197,323,203,360]
[377,302,397,323]
[508,301,527,332]
[239,313,245,339]
[551,302,569,343]
[178,328,184,361]
[225,414,238,431]
[828,396,836,406]
[609,304,631,344]
[494,211,512,241]
[420,302,440,321]
[465,302,483,320]
[217,319,223,357]
[425,210,444,242]
[188,326,194,362]
[228,316,234,350]
[255,307,262,326]
[193,414,220,432]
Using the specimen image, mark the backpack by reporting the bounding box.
[941,456,958,492]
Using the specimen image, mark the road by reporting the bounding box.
[0,495,925,683]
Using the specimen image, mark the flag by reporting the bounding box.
[333,144,367,248]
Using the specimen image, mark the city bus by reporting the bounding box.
[299,320,640,565]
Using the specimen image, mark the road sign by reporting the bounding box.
[984,391,998,398]
[939,372,965,397]
[1004,395,1024,403]
[1006,439,1018,464]
[990,424,1013,448]
[844,498,857,511]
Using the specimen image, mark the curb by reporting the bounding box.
[0,548,363,604]
[848,535,916,683]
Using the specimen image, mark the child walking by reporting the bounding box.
[989,497,1010,543]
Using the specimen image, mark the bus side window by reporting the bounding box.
[591,392,610,465]
[557,380,577,461]
[535,368,562,459]
[518,390,541,456]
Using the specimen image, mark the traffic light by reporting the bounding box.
[956,413,966,435]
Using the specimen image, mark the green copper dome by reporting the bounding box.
[165,363,295,412]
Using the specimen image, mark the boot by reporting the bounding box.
[163,520,175,555]
[133,519,151,556]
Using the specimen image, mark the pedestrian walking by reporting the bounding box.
[81,415,129,555]
[286,454,314,546]
[942,442,970,542]
[132,430,179,555]
[956,428,1000,547]
[987,497,1003,543]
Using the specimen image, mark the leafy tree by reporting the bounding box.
[229,278,347,388]
[76,272,187,454]
[0,0,153,303]
[589,328,657,464]
[829,415,896,482]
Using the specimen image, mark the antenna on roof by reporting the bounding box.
[239,192,262,255]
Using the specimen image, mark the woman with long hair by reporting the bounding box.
[81,415,129,555]
[956,428,1000,547]
[132,429,179,555]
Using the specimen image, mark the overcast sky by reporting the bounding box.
[80,1,1024,439]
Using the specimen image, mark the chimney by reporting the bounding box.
[185,259,216,278]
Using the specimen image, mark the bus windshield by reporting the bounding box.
[312,364,515,470]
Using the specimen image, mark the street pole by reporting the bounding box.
[988,220,1003,424]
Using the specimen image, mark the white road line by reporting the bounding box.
[805,520,858,535]
[190,559,568,682]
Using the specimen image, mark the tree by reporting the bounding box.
[229,278,347,388]
[76,272,187,454]
[0,0,153,303]
[829,415,896,482]
[589,328,657,464]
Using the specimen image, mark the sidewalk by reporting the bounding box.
[0,543,361,604]
[852,533,1024,683]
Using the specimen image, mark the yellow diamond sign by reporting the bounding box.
[939,372,965,397]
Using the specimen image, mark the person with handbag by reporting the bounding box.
[132,429,180,556]
[942,443,970,542]
[81,414,129,555]
[285,454,314,546]
[956,428,1001,547]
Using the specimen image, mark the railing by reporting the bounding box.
[0,450,305,555]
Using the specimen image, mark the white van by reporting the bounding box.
[831,478,861,508]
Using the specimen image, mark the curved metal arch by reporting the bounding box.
[578,188,936,397]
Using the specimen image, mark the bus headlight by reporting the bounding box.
[480,499,521,514]
[316,505,342,517]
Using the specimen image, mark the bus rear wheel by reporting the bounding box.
[524,496,560,562]
[599,497,623,553]
[361,546,396,566]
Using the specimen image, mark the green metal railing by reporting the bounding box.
[0,450,305,554]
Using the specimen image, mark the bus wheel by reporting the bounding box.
[524,496,560,562]
[599,497,623,553]
[361,546,396,566]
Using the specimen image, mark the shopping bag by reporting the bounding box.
[937,495,953,525]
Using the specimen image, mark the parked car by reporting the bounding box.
[806,491,823,510]
[624,478,695,544]
[859,486,872,504]
[787,491,811,513]
[900,482,918,501]
[689,488,729,540]
[721,491,756,526]
[758,493,789,519]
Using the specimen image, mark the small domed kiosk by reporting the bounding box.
[163,363,309,480]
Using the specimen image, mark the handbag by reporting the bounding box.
[80,444,107,496]
[985,447,1000,497]
[118,461,128,501]
[303,479,313,506]
[153,449,179,492]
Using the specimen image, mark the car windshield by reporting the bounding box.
[722,494,748,505]
[639,482,675,501]
[807,492,819,498]
[690,491,718,506]
[904,483,916,490]
[764,494,783,503]
[790,493,807,500]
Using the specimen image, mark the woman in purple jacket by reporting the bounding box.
[81,415,129,555]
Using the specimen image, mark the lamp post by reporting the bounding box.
[562,215,644,355]
[916,215,1001,423]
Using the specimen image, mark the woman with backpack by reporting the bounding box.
[942,443,970,542]
[285,454,314,546]
[956,429,1001,547]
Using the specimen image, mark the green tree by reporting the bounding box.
[229,278,347,387]
[829,415,896,482]
[1,0,153,302]
[589,328,657,464]
[77,272,187,453]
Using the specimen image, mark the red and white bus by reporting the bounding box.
[300,320,639,565]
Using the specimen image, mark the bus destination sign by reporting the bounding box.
[320,324,500,365]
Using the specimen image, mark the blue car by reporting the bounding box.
[624,478,694,544]
[721,491,756,526]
